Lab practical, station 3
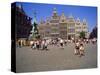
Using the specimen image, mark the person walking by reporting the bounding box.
[41,39,45,50]
[44,40,48,50]
[60,39,64,49]
[36,40,40,50]
[79,43,85,57]
[74,41,80,55]
[32,41,35,49]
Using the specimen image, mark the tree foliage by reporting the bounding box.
[79,31,85,39]
[89,26,97,39]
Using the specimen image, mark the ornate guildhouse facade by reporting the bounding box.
[82,19,88,38]
[50,8,60,39]
[75,18,88,39]
[59,13,67,39]
[38,8,88,40]
[38,18,51,39]
[67,14,76,40]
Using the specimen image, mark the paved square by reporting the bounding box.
[16,43,97,72]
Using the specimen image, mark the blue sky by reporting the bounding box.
[16,2,97,32]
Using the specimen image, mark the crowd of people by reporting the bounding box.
[74,38,97,57]
[17,37,97,57]
[29,38,67,50]
[30,39,48,50]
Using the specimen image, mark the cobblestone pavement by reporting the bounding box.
[16,43,97,73]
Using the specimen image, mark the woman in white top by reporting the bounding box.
[60,39,64,49]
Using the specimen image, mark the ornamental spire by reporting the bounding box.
[33,10,37,23]
[53,7,57,13]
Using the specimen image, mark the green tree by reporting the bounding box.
[79,31,85,39]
